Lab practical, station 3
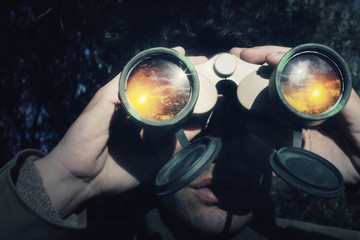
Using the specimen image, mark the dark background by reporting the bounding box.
[1,0,360,232]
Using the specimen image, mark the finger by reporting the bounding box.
[172,46,208,65]
[265,52,287,67]
[84,73,121,115]
[337,90,360,146]
[240,46,291,64]
[100,73,121,104]
[229,47,247,57]
[187,56,208,66]
[172,46,186,55]
[108,117,151,183]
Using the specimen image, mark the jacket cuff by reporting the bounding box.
[0,149,86,240]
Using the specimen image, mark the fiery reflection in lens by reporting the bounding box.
[126,58,191,121]
[280,54,341,115]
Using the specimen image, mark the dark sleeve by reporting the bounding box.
[346,183,360,205]
[0,149,87,240]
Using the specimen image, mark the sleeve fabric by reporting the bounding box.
[0,149,86,240]
[346,182,360,205]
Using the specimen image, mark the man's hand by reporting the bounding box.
[230,46,360,185]
[34,47,207,218]
[34,74,148,217]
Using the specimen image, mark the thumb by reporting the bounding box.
[265,52,287,67]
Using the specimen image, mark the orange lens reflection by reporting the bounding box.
[126,59,191,121]
[280,54,341,115]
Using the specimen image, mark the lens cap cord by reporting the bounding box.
[292,129,302,149]
[270,128,344,198]
[174,128,190,148]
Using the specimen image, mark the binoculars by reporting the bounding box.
[118,44,352,197]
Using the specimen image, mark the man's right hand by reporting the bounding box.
[34,47,208,218]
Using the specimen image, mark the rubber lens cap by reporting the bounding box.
[270,147,344,198]
[155,136,222,196]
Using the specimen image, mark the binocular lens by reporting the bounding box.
[126,58,191,121]
[279,53,342,115]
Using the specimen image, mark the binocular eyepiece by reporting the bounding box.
[118,44,351,198]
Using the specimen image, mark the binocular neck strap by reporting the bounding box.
[175,129,190,149]
[292,129,303,148]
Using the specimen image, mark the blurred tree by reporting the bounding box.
[0,0,359,166]
[0,0,135,163]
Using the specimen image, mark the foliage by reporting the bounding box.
[272,177,360,230]
[0,0,131,162]
[1,0,360,231]
[1,0,360,164]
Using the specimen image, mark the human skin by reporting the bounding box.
[156,46,360,238]
[34,46,360,220]
[158,116,273,238]
[231,46,360,184]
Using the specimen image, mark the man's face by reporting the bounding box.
[158,98,273,237]
[159,164,253,237]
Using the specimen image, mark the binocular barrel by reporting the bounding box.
[119,44,351,130]
[118,44,351,198]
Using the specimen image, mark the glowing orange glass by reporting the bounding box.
[280,55,341,115]
[126,59,191,121]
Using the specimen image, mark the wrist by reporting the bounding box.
[34,153,99,218]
